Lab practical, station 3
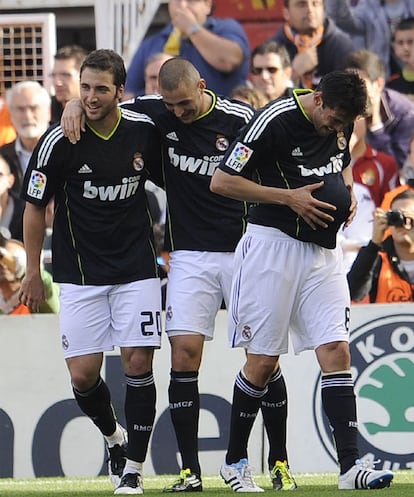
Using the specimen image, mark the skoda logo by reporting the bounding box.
[313,314,414,469]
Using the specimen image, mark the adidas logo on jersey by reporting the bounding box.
[166,131,179,141]
[78,164,93,174]
[291,147,303,157]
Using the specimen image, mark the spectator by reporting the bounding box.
[143,52,173,96]
[1,81,51,193]
[0,232,59,315]
[230,85,267,109]
[339,117,400,271]
[348,189,414,302]
[345,48,414,169]
[325,0,414,78]
[124,0,250,99]
[249,40,293,101]
[0,96,16,146]
[269,0,355,88]
[382,133,414,210]
[339,181,376,273]
[387,16,414,100]
[0,154,24,241]
[350,117,400,207]
[50,45,88,123]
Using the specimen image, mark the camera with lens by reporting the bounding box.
[386,209,406,227]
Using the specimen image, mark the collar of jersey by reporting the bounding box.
[194,89,216,121]
[293,88,313,122]
[86,108,122,140]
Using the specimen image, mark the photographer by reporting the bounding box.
[348,189,414,302]
[0,227,59,315]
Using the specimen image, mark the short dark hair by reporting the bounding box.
[54,45,88,70]
[345,49,385,81]
[394,16,414,34]
[80,49,126,89]
[251,40,291,69]
[315,70,367,119]
[391,189,414,206]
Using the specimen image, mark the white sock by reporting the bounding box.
[123,460,143,475]
[104,423,126,448]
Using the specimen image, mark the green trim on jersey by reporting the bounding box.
[86,108,122,140]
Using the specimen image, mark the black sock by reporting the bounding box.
[261,367,288,469]
[226,371,267,465]
[169,370,200,475]
[73,377,117,436]
[321,372,359,474]
[124,371,156,463]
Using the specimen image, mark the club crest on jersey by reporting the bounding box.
[225,142,253,172]
[216,135,229,152]
[133,152,144,171]
[337,132,347,150]
[27,170,47,199]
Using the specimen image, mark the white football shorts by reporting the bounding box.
[59,278,162,358]
[229,224,351,355]
[165,250,234,339]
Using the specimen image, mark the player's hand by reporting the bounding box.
[286,181,336,230]
[18,272,46,313]
[60,98,85,144]
[343,184,358,228]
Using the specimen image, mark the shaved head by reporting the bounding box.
[158,58,201,92]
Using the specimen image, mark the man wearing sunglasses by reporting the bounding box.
[349,189,414,303]
[249,40,294,103]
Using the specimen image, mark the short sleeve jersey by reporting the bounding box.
[218,90,353,249]
[21,109,162,285]
[122,91,254,252]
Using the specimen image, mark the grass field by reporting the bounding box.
[0,471,413,497]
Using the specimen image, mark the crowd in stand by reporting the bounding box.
[1,0,412,494]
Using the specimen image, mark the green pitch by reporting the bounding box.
[0,472,413,496]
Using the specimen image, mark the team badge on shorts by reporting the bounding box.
[133,152,144,171]
[241,325,252,340]
[27,170,47,199]
[61,334,69,350]
[216,135,229,152]
[225,142,254,172]
[166,305,173,321]
[336,132,347,150]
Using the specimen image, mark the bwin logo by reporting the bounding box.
[298,154,344,177]
[83,176,140,201]
[168,147,223,176]
[313,314,414,470]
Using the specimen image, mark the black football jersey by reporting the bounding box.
[122,91,254,252]
[21,109,163,285]
[219,91,354,249]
